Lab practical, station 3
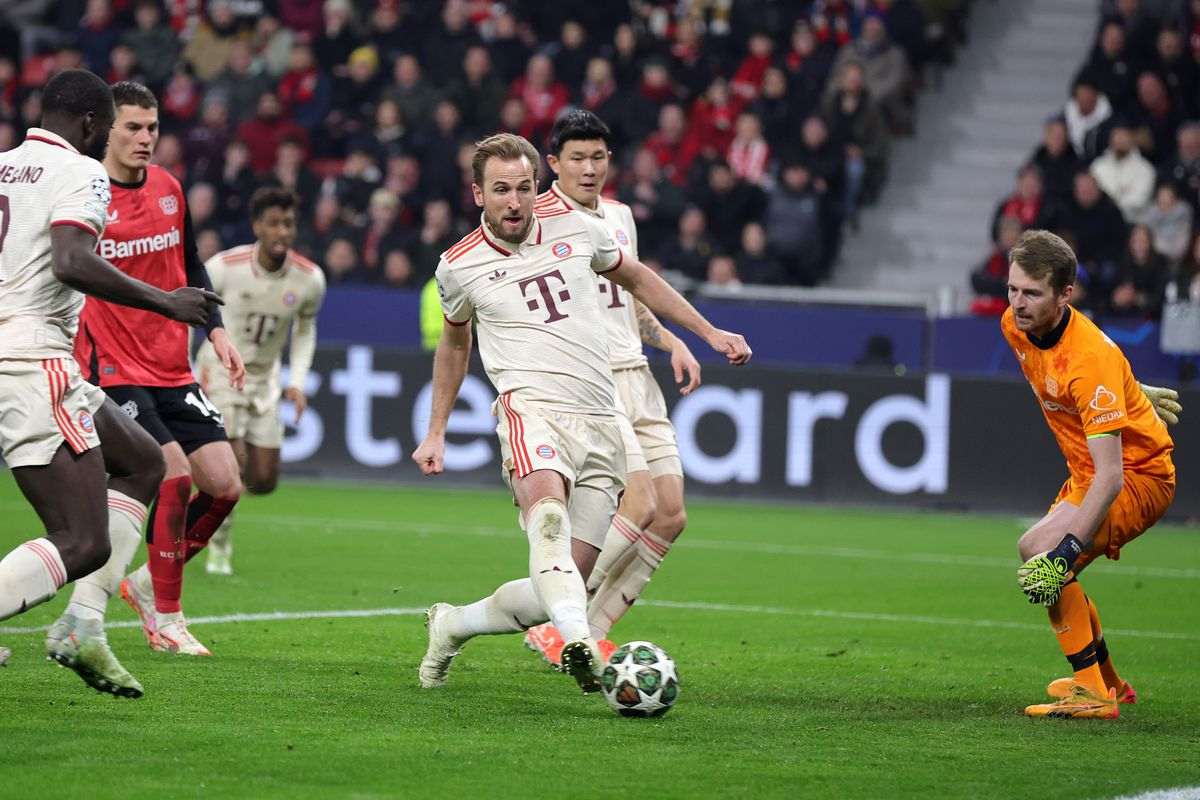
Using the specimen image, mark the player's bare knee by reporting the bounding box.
[623,487,657,529]
[655,506,687,541]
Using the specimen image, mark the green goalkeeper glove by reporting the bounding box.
[1141,383,1182,425]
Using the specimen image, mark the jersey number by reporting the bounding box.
[244,312,280,345]
[184,389,224,424]
[0,194,10,278]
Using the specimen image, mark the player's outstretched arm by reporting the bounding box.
[634,300,701,395]
[610,259,752,366]
[50,225,219,326]
[411,320,473,476]
[1140,383,1183,425]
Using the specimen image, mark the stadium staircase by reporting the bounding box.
[830,0,1098,310]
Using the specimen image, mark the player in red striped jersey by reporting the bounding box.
[52,82,246,657]
[0,71,219,697]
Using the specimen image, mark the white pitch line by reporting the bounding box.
[235,512,1200,581]
[2,599,1196,641]
[1106,789,1200,800]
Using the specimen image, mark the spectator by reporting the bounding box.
[1141,181,1194,264]
[782,20,836,119]
[267,138,322,214]
[385,53,438,138]
[184,97,231,185]
[610,22,643,92]
[161,67,201,128]
[196,228,224,264]
[122,0,180,90]
[727,111,771,187]
[508,53,569,145]
[314,0,358,76]
[622,60,677,145]
[383,249,417,288]
[827,14,912,133]
[1087,19,1138,111]
[1164,232,1200,306]
[278,42,333,129]
[1031,116,1081,203]
[793,114,845,261]
[705,254,742,290]
[751,67,793,151]
[1109,0,1159,62]
[422,0,477,84]
[730,32,775,102]
[686,78,741,161]
[216,139,257,238]
[183,0,241,82]
[323,236,363,283]
[187,182,219,233]
[1041,171,1129,283]
[297,194,355,262]
[78,0,121,74]
[236,90,308,175]
[368,1,414,64]
[382,153,424,227]
[644,103,702,187]
[153,132,186,182]
[821,60,888,219]
[1064,71,1113,160]
[991,163,1046,239]
[328,45,385,146]
[1160,121,1200,211]
[553,20,592,92]
[412,199,458,283]
[1131,70,1181,162]
[697,160,766,253]
[765,161,825,285]
[499,97,529,137]
[447,46,506,137]
[875,0,929,73]
[1152,26,1198,119]
[488,11,533,85]
[211,40,271,124]
[811,0,855,50]
[334,146,382,215]
[668,16,714,100]
[971,215,1025,314]
[253,15,295,77]
[579,57,624,144]
[736,221,784,284]
[1109,224,1168,316]
[655,206,715,282]
[617,147,688,253]
[107,43,142,87]
[1091,120,1157,221]
[411,99,464,202]
[360,188,411,277]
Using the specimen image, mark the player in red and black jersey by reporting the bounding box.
[58,82,246,656]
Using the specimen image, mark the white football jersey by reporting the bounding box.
[436,209,623,415]
[536,183,646,370]
[0,128,110,359]
[194,244,326,386]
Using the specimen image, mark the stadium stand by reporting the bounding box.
[0,0,973,290]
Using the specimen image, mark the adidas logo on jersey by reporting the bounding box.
[488,269,507,281]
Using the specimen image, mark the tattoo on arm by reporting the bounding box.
[636,300,672,352]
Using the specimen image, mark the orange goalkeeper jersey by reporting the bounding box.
[1001,306,1174,486]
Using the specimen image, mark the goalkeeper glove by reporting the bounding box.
[1017,534,1083,606]
[1141,383,1182,425]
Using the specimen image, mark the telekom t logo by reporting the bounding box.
[518,269,571,323]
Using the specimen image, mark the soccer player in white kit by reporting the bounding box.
[524,111,703,665]
[195,187,326,576]
[0,70,217,697]
[413,133,751,693]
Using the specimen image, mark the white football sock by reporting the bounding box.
[588,530,672,640]
[209,513,233,557]
[525,498,589,642]
[67,490,148,622]
[0,538,68,620]
[585,513,642,594]
[448,579,547,641]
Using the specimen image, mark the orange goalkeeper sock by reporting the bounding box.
[1086,595,1124,691]
[1049,581,1106,694]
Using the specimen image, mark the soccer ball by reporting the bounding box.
[601,640,679,718]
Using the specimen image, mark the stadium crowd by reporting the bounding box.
[0,0,971,290]
[973,0,1200,321]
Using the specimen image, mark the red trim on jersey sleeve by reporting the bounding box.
[547,186,573,211]
[596,249,624,275]
[51,219,99,237]
[445,229,484,262]
[443,314,470,326]
[288,250,318,271]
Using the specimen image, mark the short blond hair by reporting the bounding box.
[472,132,540,187]
[1009,229,1078,293]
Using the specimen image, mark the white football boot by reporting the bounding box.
[153,614,213,656]
[418,603,464,688]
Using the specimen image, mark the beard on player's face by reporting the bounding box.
[484,201,532,245]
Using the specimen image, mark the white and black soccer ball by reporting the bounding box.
[601,640,679,718]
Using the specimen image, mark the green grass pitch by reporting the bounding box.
[0,473,1197,798]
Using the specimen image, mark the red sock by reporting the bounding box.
[184,493,238,563]
[146,476,190,613]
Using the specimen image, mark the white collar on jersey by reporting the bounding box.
[24,127,79,154]
[478,213,542,256]
[548,181,604,218]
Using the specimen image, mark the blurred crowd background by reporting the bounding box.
[0,0,972,292]
[972,0,1200,321]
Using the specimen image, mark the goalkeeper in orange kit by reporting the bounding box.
[1002,230,1182,719]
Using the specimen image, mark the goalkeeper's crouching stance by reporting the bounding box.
[1002,230,1180,719]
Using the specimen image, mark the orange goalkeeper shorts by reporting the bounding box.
[1051,471,1176,571]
